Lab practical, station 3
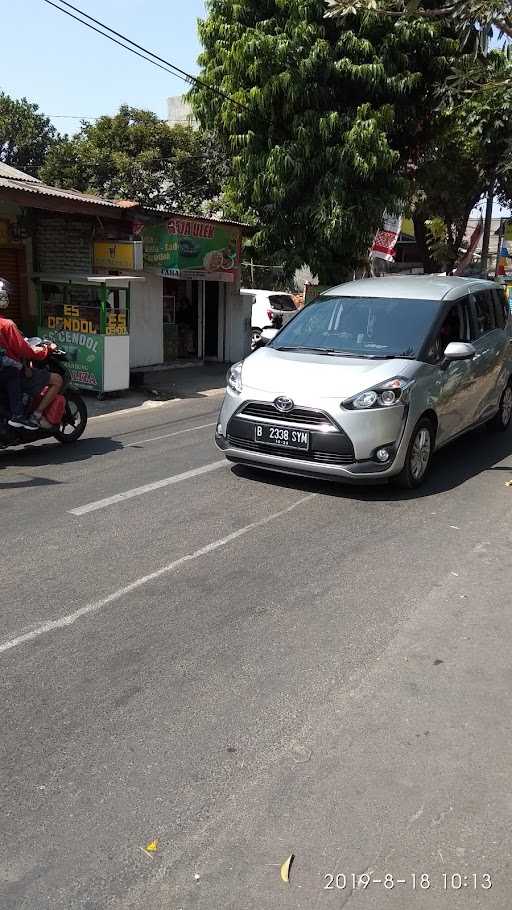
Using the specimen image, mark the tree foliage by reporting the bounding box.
[40,105,230,214]
[192,0,462,282]
[0,92,58,176]
[326,0,512,51]
[410,108,489,270]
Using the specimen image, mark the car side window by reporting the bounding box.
[427,302,469,363]
[472,290,496,337]
[492,288,509,330]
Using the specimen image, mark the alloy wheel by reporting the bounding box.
[410,427,431,481]
[501,386,512,427]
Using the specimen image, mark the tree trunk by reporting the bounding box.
[412,213,437,273]
[480,176,496,276]
[449,199,480,273]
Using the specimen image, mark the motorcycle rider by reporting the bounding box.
[0,278,63,428]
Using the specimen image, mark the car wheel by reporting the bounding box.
[486,381,512,433]
[394,417,435,490]
[251,327,262,347]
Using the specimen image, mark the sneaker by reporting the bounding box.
[8,414,39,431]
[38,416,53,430]
[31,412,54,430]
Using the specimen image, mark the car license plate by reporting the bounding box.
[254,424,309,450]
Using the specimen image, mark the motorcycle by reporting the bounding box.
[251,313,283,351]
[0,337,88,449]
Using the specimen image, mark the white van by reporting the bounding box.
[241,288,298,345]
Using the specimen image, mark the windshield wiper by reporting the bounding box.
[380,353,416,360]
[276,346,416,359]
[276,346,380,357]
[276,345,342,354]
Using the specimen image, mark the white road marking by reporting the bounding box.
[0,494,316,656]
[124,422,216,448]
[69,459,227,516]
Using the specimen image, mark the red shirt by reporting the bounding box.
[0,317,47,362]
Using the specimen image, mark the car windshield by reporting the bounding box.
[271,295,440,359]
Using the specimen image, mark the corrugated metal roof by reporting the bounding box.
[0,162,42,182]
[140,205,250,229]
[0,175,127,209]
[0,166,249,226]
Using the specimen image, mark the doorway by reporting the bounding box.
[0,247,26,324]
[162,277,198,359]
[204,281,219,359]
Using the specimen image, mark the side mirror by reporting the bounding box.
[443,341,476,362]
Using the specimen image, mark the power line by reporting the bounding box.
[48,114,98,119]
[42,0,202,89]
[41,0,250,113]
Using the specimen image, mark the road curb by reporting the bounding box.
[88,388,224,421]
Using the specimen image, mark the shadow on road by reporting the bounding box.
[231,427,512,502]
[0,437,124,471]
[0,475,62,491]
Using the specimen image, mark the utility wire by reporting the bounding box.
[48,114,98,119]
[42,0,250,113]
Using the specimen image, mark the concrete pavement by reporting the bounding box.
[82,363,227,419]
[1,393,512,908]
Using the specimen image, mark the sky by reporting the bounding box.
[2,0,206,135]
[2,0,508,219]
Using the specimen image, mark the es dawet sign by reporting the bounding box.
[142,217,240,282]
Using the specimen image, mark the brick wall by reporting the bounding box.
[34,214,93,274]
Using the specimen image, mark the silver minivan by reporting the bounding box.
[216,276,512,488]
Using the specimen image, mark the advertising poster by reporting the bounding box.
[38,326,104,391]
[143,218,241,282]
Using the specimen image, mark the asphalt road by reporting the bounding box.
[1,393,512,909]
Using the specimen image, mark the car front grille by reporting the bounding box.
[226,435,354,465]
[240,402,335,427]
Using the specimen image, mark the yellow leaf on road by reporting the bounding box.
[145,839,159,853]
[280,854,294,883]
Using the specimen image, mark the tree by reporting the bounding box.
[409,109,489,271]
[0,93,59,176]
[326,0,512,50]
[40,105,230,214]
[192,0,464,283]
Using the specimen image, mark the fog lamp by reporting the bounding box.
[376,447,390,463]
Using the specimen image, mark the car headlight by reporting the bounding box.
[227,361,243,394]
[343,377,414,410]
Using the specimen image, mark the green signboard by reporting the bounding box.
[143,217,240,283]
[38,326,104,391]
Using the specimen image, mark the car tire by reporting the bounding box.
[486,381,512,433]
[251,327,262,344]
[394,417,435,490]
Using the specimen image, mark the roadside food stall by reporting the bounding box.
[34,274,145,395]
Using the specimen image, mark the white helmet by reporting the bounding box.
[0,277,13,309]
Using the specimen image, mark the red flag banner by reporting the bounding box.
[370,214,403,263]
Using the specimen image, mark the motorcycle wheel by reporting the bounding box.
[53,391,88,445]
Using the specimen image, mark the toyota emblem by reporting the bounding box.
[274,396,294,413]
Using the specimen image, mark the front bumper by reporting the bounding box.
[216,392,410,483]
